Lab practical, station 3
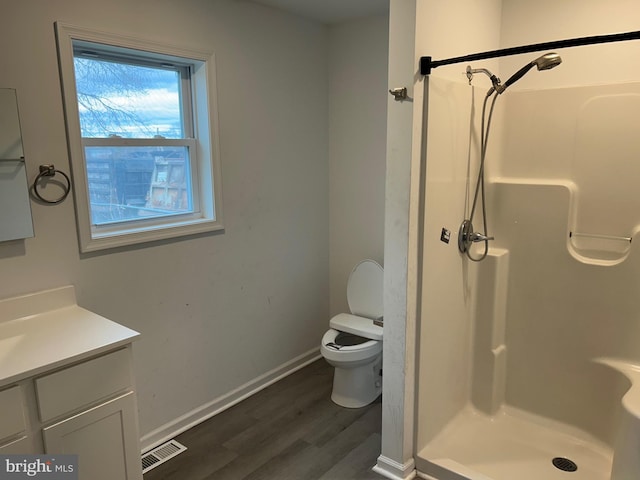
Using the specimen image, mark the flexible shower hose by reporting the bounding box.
[466,89,499,262]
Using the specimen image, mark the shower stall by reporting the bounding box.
[413,28,640,480]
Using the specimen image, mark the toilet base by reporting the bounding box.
[330,357,382,408]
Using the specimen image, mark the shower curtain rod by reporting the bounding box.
[420,30,640,76]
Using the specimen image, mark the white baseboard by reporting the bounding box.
[373,455,417,480]
[415,472,438,480]
[140,348,321,453]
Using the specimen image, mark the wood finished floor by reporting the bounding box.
[144,359,386,480]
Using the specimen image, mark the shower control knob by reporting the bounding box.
[458,219,495,254]
[469,232,494,243]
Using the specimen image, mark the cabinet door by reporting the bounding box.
[0,385,26,441]
[0,436,33,454]
[42,392,142,480]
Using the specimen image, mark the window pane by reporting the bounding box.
[85,145,193,225]
[74,56,183,139]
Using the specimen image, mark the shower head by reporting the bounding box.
[535,52,562,70]
[497,52,562,93]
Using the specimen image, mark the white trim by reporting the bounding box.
[379,0,419,475]
[81,138,196,147]
[140,348,321,453]
[57,23,214,62]
[373,455,417,480]
[85,217,224,252]
[54,22,224,252]
[415,472,438,480]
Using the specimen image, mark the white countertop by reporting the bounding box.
[0,286,140,386]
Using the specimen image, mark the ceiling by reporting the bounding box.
[249,0,389,24]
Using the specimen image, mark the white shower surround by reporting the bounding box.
[415,78,640,480]
[412,0,640,477]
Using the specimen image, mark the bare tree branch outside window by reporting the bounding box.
[74,57,182,138]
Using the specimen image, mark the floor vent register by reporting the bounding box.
[141,439,188,474]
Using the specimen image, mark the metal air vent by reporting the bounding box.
[141,439,187,474]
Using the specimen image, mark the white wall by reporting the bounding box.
[328,15,388,317]
[0,0,329,443]
[373,1,419,478]
[416,0,503,83]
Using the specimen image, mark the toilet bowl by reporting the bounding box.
[320,260,383,408]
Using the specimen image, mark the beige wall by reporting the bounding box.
[0,0,329,444]
[328,15,388,317]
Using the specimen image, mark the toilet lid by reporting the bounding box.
[347,260,383,319]
[330,313,383,340]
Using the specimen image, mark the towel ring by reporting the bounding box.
[33,165,71,204]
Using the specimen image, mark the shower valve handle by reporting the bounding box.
[458,220,494,254]
[469,232,494,243]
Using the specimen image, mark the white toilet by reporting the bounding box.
[321,259,383,408]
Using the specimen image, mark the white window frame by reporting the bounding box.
[55,22,224,252]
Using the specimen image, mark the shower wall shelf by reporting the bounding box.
[569,231,632,243]
[568,230,633,266]
[420,30,640,76]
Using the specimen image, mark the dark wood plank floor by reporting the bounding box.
[145,359,387,480]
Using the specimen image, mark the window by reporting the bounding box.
[55,23,223,252]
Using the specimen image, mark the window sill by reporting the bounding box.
[81,217,224,253]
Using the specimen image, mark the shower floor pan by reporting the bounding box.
[416,405,612,480]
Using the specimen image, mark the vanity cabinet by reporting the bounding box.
[39,348,142,480]
[0,347,142,480]
[0,286,143,480]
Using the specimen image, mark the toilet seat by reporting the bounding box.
[330,313,382,341]
[321,328,381,364]
[347,260,383,320]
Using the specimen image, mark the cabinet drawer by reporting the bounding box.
[36,349,132,422]
[0,386,26,440]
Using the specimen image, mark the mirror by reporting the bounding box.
[0,89,34,242]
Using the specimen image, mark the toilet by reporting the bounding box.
[320,259,383,408]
